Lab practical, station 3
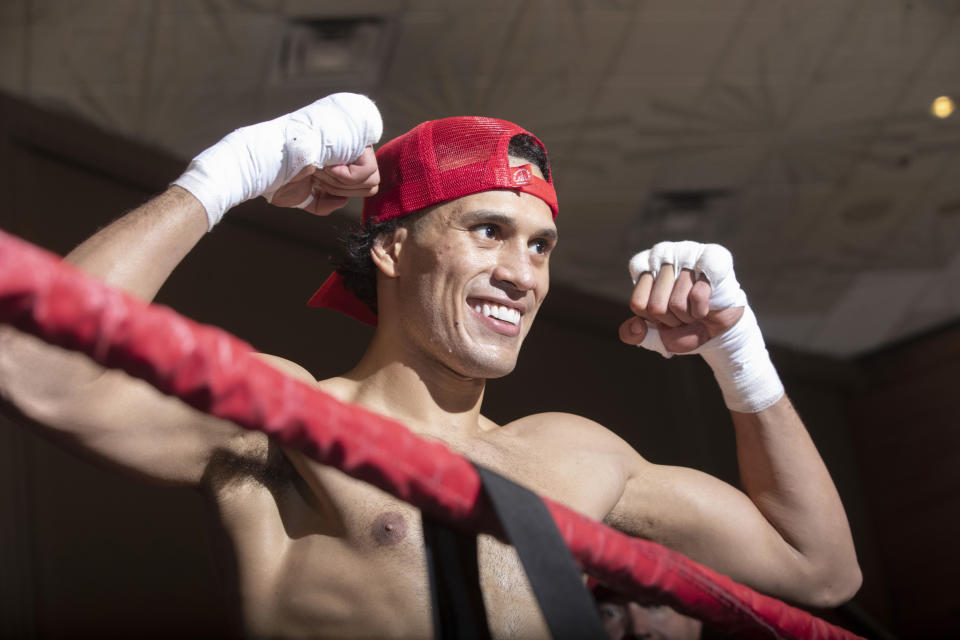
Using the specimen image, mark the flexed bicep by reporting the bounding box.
[606,458,828,606]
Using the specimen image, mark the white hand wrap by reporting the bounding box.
[629,241,784,413]
[173,92,383,229]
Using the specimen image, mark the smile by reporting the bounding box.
[466,297,524,337]
[473,303,521,325]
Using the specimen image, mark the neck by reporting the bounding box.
[343,327,490,438]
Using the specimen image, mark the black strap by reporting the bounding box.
[422,515,492,640]
[421,465,607,639]
[475,465,607,640]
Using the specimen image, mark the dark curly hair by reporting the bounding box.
[332,133,551,314]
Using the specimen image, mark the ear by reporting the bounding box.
[370,226,408,278]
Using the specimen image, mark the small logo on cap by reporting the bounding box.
[511,166,532,185]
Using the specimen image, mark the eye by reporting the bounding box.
[473,223,498,240]
[599,605,621,619]
[530,238,550,255]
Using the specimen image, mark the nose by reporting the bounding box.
[492,242,537,294]
[626,603,653,638]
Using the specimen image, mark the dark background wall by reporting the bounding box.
[0,92,953,638]
[847,326,960,639]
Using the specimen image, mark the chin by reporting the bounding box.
[446,349,519,380]
[477,362,516,380]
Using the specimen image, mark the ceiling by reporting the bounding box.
[2,0,960,356]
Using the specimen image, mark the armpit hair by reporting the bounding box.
[202,434,294,492]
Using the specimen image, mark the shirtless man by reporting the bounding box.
[0,93,861,638]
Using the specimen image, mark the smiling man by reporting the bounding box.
[308,118,558,380]
[0,94,861,638]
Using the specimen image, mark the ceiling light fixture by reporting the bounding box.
[931,95,956,119]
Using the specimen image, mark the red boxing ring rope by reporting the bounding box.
[0,229,863,640]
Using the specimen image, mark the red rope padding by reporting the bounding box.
[0,229,863,640]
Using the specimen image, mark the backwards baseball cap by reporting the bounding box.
[308,116,558,326]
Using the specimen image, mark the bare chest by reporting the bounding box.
[217,434,624,638]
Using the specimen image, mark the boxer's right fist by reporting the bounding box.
[268,146,380,217]
[173,93,382,229]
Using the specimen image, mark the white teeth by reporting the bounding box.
[474,302,521,325]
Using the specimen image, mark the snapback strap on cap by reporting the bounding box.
[307,272,378,326]
[506,163,558,216]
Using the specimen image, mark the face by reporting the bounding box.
[387,174,557,379]
[598,602,703,640]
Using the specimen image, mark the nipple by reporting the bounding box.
[371,511,408,546]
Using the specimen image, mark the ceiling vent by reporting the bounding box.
[623,188,737,251]
[274,16,392,86]
[642,188,733,233]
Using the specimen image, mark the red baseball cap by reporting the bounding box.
[308,116,558,326]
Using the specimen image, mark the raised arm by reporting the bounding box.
[609,241,861,608]
[0,93,382,485]
[68,90,382,302]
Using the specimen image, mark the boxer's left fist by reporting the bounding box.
[621,242,784,412]
[618,241,745,355]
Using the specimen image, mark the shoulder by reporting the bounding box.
[204,353,316,491]
[505,411,620,440]
[253,353,318,384]
[497,413,647,519]
[252,354,359,402]
[504,412,645,462]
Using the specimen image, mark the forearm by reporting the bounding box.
[65,186,207,302]
[732,396,861,600]
[623,242,861,604]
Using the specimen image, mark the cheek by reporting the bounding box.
[403,248,463,313]
[406,242,443,271]
[533,266,550,304]
[401,237,494,308]
[401,244,446,291]
[410,240,470,276]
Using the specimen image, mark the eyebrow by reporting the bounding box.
[461,209,558,241]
